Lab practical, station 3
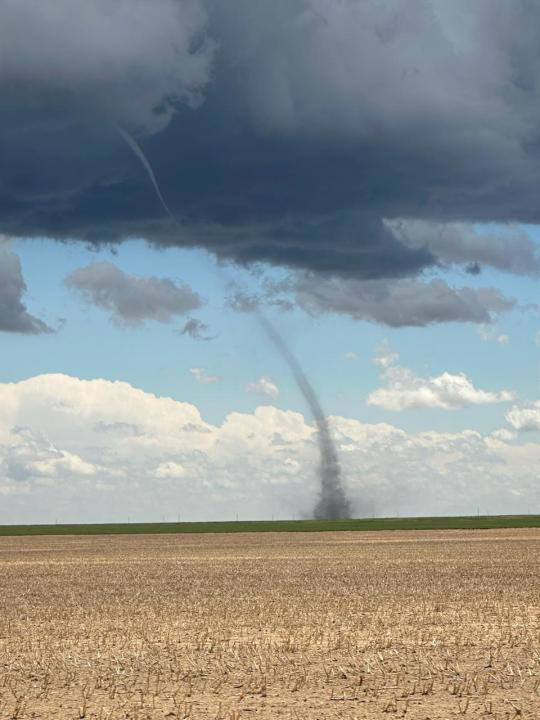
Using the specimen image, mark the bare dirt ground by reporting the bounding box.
[0,529,538,719]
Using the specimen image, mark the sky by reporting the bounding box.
[1,0,540,523]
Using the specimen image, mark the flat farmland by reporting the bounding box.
[0,530,538,719]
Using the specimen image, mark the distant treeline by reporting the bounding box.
[0,515,539,536]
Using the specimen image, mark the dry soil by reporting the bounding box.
[0,529,538,719]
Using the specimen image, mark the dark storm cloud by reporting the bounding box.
[3,1,540,284]
[180,317,214,341]
[0,250,52,334]
[292,276,515,328]
[389,220,540,277]
[0,0,213,133]
[65,262,202,327]
[466,263,482,276]
[227,291,260,314]
[228,272,515,328]
[227,284,294,314]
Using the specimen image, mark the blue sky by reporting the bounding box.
[0,231,540,522]
[1,229,538,445]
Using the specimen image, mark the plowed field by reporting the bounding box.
[0,529,538,718]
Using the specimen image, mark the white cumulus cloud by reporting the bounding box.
[505,402,540,432]
[246,376,279,397]
[368,350,515,411]
[155,461,187,479]
[0,374,538,522]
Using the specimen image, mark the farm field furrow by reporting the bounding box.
[0,529,538,719]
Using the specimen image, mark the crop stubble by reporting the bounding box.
[0,529,538,719]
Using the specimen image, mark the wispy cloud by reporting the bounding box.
[190,368,222,385]
[478,325,509,344]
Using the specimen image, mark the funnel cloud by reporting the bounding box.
[115,126,177,223]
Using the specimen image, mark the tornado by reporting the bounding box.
[258,314,351,520]
[116,125,350,519]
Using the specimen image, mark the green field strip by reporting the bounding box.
[0,515,539,536]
